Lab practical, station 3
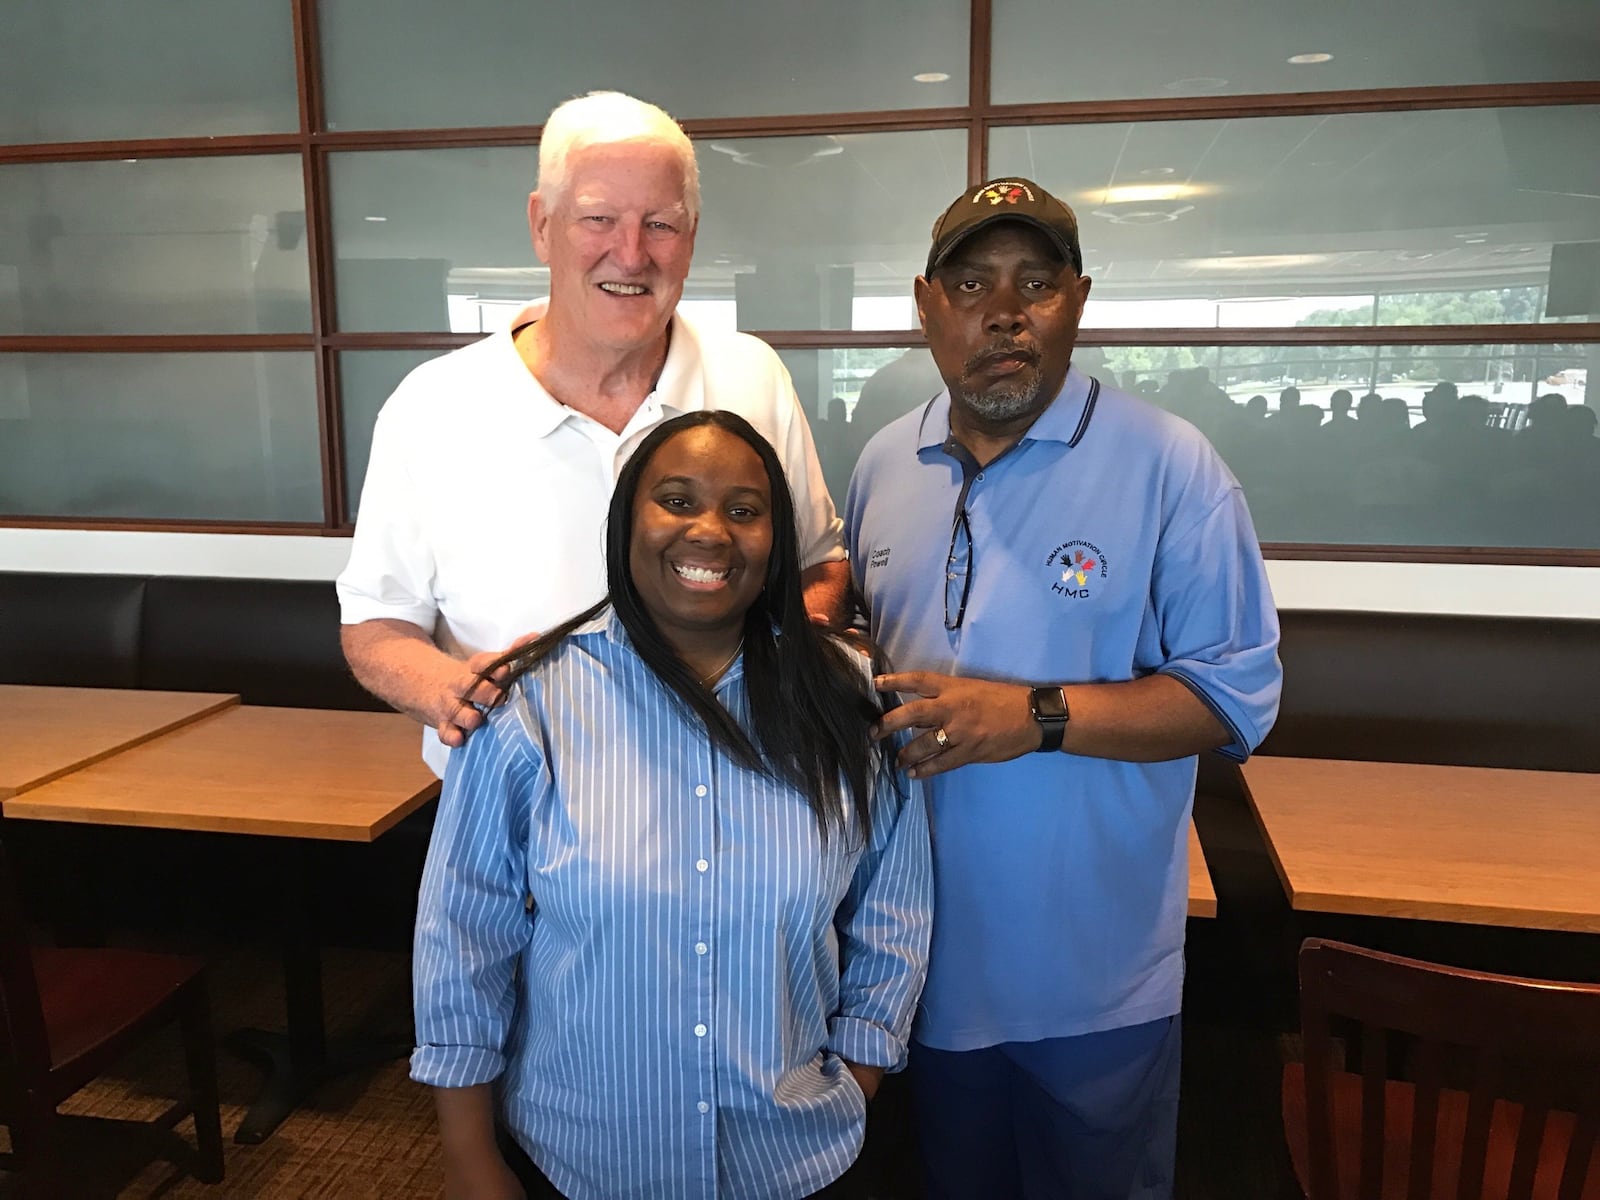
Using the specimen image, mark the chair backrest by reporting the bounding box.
[0,840,52,1108]
[1297,938,1600,1200]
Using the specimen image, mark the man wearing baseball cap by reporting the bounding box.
[845,178,1281,1197]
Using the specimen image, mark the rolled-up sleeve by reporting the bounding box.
[827,769,932,1073]
[411,697,542,1088]
[1152,485,1282,762]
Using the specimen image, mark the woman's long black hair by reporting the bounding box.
[470,410,893,844]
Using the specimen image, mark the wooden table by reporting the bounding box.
[1188,821,1217,918]
[5,705,441,1143]
[0,684,238,799]
[1239,756,1600,934]
[5,704,438,840]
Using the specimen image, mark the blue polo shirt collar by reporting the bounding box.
[915,363,1100,454]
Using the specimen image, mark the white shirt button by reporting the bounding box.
[694,1023,708,1038]
[694,941,709,956]
[695,858,709,873]
[697,1101,710,1114]
[694,784,708,797]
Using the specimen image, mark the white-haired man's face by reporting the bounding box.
[530,140,697,360]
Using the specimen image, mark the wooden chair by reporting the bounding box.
[1282,937,1600,1200]
[0,841,223,1195]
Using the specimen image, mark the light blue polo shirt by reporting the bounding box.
[845,365,1281,1051]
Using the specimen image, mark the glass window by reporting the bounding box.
[1081,342,1599,549]
[0,353,321,522]
[329,147,540,333]
[770,341,1599,551]
[338,348,453,520]
[0,0,297,144]
[328,131,963,333]
[703,132,963,332]
[0,157,312,335]
[776,346,942,505]
[992,0,1600,104]
[319,0,967,130]
[989,108,1600,329]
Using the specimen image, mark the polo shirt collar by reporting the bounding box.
[653,311,707,417]
[915,362,1100,453]
[500,299,706,438]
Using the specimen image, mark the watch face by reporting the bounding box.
[1032,687,1069,722]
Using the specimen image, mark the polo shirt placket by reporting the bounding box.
[688,713,720,1197]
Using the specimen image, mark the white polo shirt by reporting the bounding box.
[337,300,844,774]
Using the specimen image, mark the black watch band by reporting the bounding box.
[1029,686,1070,753]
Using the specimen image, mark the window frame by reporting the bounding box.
[0,0,1595,564]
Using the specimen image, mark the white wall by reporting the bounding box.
[2,528,1595,618]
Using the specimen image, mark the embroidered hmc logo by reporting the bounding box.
[976,182,1034,207]
[1044,540,1107,599]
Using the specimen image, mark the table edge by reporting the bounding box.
[4,779,441,844]
[0,693,241,799]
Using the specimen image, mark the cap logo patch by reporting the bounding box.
[976,182,1034,206]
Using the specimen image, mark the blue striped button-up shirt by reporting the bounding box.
[412,610,932,1200]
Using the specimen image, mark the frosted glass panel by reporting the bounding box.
[0,0,297,143]
[994,0,1600,103]
[769,342,1599,551]
[0,157,312,335]
[0,353,321,522]
[989,108,1600,329]
[328,131,963,333]
[702,132,962,333]
[329,148,539,334]
[320,0,967,129]
[775,346,942,508]
[1082,342,1600,548]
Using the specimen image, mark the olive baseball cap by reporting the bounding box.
[924,177,1083,277]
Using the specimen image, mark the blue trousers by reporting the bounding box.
[910,1015,1181,1200]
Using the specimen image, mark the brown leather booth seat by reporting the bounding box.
[0,573,146,689]
[1192,608,1600,801]
[0,571,384,711]
[139,576,386,712]
[1262,609,1600,774]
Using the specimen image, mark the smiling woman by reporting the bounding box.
[411,410,931,1199]
[627,422,774,679]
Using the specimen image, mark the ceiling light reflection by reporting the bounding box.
[1089,183,1209,205]
[1186,253,1333,271]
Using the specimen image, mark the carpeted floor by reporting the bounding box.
[2,943,443,1199]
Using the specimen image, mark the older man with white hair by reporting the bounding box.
[338,92,848,775]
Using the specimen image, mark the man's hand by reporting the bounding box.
[436,634,541,748]
[342,619,542,748]
[845,1060,884,1102]
[873,671,1039,778]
